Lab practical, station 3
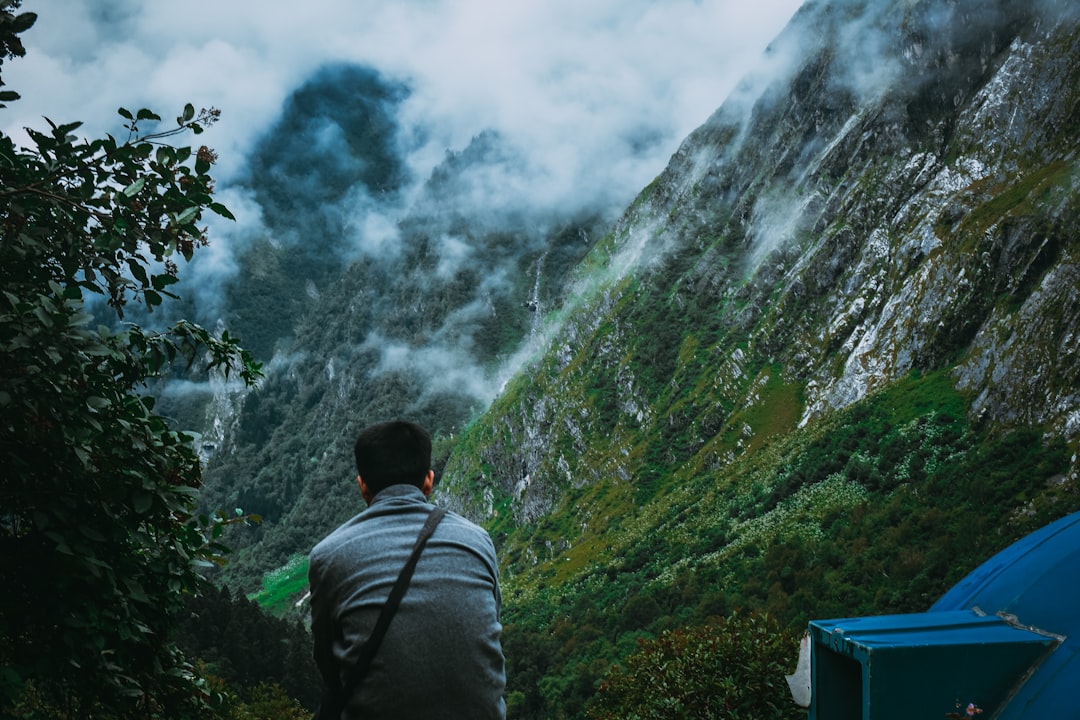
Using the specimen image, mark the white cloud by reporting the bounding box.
[3,0,805,363]
[5,0,804,192]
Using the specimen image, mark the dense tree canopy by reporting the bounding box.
[0,3,262,717]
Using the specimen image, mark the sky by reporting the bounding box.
[4,0,807,401]
[2,0,826,428]
[4,0,804,203]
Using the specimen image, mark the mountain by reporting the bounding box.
[436,0,1080,715]
[442,0,1080,516]
[191,0,1080,716]
[192,69,613,587]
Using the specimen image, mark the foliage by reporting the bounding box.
[0,6,261,717]
[588,612,804,720]
[0,1,33,76]
[219,683,311,720]
[491,369,1076,720]
[175,586,321,710]
[197,673,310,720]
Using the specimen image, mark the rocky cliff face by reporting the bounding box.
[439,0,1080,526]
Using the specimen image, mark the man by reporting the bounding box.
[308,420,506,719]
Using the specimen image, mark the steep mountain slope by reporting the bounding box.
[443,0,1079,523]
[429,0,1079,715]
[192,0,1078,715]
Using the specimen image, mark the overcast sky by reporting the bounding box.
[3,0,808,406]
[5,0,803,189]
[4,0,806,334]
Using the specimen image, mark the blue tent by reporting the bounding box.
[930,509,1080,718]
[806,510,1080,719]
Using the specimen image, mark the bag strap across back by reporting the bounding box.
[317,505,447,719]
[345,505,447,684]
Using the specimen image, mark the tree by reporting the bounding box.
[588,612,804,720]
[0,3,261,717]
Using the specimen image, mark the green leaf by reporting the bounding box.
[122,177,145,196]
[183,103,195,122]
[174,206,199,226]
[32,304,54,328]
[208,201,236,220]
[11,11,38,33]
[127,258,148,285]
[55,121,83,136]
[45,531,74,556]
[124,578,150,603]
[117,107,134,120]
[151,273,180,290]
[132,491,154,515]
[77,524,106,539]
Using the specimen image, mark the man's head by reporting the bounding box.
[354,420,434,503]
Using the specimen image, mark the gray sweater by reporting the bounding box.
[309,485,506,719]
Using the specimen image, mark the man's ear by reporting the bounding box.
[358,475,374,505]
[421,470,434,498]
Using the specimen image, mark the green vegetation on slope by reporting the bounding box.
[251,554,310,613]
[588,612,803,720]
[247,364,1076,720]
[212,5,1080,719]
[491,370,1075,719]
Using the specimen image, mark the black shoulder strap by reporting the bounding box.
[339,506,447,696]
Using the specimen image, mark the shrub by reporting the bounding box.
[588,611,804,720]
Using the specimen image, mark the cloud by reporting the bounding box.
[4,0,804,190]
[3,0,806,404]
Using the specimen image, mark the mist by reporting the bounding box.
[3,0,807,415]
[4,0,804,257]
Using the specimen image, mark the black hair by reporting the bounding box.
[353,420,432,495]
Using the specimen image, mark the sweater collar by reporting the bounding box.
[370,484,428,505]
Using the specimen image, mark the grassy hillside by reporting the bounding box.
[479,370,1074,718]
[250,363,1076,717]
